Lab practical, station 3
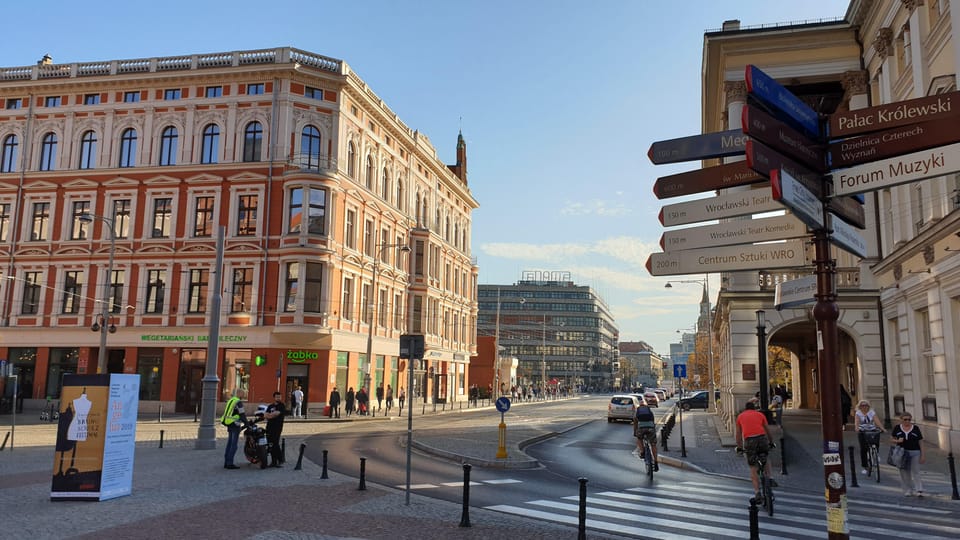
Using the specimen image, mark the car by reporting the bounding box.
[630,393,648,407]
[653,389,668,402]
[608,394,641,423]
[643,390,660,407]
[678,390,711,411]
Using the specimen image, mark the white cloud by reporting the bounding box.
[560,199,631,217]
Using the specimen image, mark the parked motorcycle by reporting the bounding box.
[242,407,270,469]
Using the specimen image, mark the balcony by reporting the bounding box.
[285,154,339,176]
[758,268,861,291]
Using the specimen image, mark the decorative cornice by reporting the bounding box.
[901,0,924,12]
[842,70,869,95]
[873,28,894,59]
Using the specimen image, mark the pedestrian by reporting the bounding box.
[855,399,884,474]
[264,391,287,467]
[357,387,369,415]
[768,392,783,427]
[220,393,248,469]
[291,385,304,419]
[891,412,925,496]
[840,385,853,430]
[385,384,394,412]
[345,387,356,417]
[376,384,384,412]
[735,401,775,501]
[398,387,406,411]
[328,386,341,418]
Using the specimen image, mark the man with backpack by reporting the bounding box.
[632,399,659,471]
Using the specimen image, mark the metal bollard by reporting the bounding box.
[281,438,286,464]
[358,457,367,490]
[459,463,472,527]
[422,404,426,415]
[0,431,9,451]
[194,403,199,422]
[158,404,163,423]
[319,448,327,477]
[948,453,960,500]
[159,430,164,449]
[294,443,306,471]
[848,446,859,488]
[577,477,588,540]
[748,496,760,540]
[780,437,788,475]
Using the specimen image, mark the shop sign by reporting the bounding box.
[286,350,319,363]
[140,334,247,343]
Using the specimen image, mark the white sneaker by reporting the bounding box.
[905,491,915,496]
[861,469,868,475]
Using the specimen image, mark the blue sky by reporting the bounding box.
[0,0,848,354]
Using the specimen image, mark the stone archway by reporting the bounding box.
[768,320,860,412]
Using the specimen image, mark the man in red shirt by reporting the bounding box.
[736,401,775,499]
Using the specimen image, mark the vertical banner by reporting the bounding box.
[51,373,140,501]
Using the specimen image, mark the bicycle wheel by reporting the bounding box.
[871,446,880,483]
[645,443,654,478]
[764,475,775,516]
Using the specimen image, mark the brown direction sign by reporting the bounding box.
[829,116,960,168]
[743,104,826,172]
[829,90,960,138]
[746,140,865,229]
[652,161,763,200]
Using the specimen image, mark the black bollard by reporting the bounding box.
[848,446,859,488]
[319,448,328,477]
[159,430,164,449]
[680,434,687,458]
[281,438,286,464]
[158,404,163,423]
[661,429,669,452]
[194,403,199,422]
[577,477,588,540]
[780,437,788,475]
[0,431,9,451]
[294,443,306,471]
[422,404,426,415]
[459,463,472,527]
[358,457,367,490]
[748,497,760,540]
[948,453,960,500]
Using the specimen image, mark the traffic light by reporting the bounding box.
[254,355,267,367]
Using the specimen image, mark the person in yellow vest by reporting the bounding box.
[220,394,248,469]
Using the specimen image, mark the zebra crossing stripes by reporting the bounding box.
[396,478,523,489]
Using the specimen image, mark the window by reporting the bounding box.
[70,201,91,240]
[108,269,124,313]
[287,186,326,235]
[62,270,82,314]
[22,271,41,314]
[186,269,209,313]
[45,96,61,107]
[159,126,178,166]
[247,83,264,95]
[83,94,100,105]
[78,130,97,169]
[396,179,405,211]
[342,277,354,320]
[345,209,356,249]
[381,168,390,201]
[113,199,131,239]
[242,121,262,162]
[305,86,323,100]
[1,135,17,172]
[300,125,321,169]
[284,262,299,312]
[393,292,403,330]
[378,289,387,327]
[205,86,222,98]
[6,98,22,109]
[347,142,356,177]
[151,197,172,238]
[365,156,375,190]
[193,196,214,237]
[231,268,253,313]
[200,124,219,164]
[237,194,258,236]
[39,132,57,171]
[145,269,166,314]
[122,91,140,103]
[31,202,50,241]
[0,203,9,241]
[118,128,137,167]
[164,89,181,100]
[364,219,374,257]
[303,262,323,313]
[361,282,372,324]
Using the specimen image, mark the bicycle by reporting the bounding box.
[863,429,883,483]
[640,436,655,479]
[738,442,775,516]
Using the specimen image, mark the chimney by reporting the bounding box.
[722,20,741,32]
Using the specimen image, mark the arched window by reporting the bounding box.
[118,128,137,168]
[396,179,405,212]
[1,134,18,173]
[445,216,450,241]
[78,130,97,169]
[159,126,178,166]
[301,125,321,170]
[415,193,421,226]
[365,156,375,190]
[201,124,220,164]
[242,122,262,162]
[347,142,356,178]
[39,132,57,171]
[381,167,390,201]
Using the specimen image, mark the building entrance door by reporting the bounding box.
[176,350,206,413]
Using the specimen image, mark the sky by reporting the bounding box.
[0,0,849,355]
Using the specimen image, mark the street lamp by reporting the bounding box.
[756,309,770,420]
[665,275,715,413]
[364,243,410,397]
[80,212,117,375]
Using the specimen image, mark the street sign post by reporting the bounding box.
[770,168,825,230]
[832,141,960,196]
[829,90,960,138]
[673,364,687,378]
[745,64,821,138]
[660,214,807,252]
[653,160,763,199]
[743,104,826,172]
[829,116,960,168]
[648,128,747,165]
[828,215,867,258]
[774,275,817,310]
[659,186,779,227]
[646,239,807,276]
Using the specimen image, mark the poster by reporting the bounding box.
[51,373,140,501]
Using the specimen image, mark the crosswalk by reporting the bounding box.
[484,481,960,539]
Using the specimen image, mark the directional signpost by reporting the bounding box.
[770,168,824,230]
[828,90,960,138]
[653,160,763,199]
[660,214,806,252]
[646,239,807,276]
[648,128,747,165]
[658,186,780,227]
[774,274,817,310]
[832,141,960,197]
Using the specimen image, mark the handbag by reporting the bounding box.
[887,445,908,469]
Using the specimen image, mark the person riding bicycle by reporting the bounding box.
[736,400,775,500]
[632,400,659,472]
[855,399,885,474]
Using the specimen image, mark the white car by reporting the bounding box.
[608,394,641,423]
[643,390,660,407]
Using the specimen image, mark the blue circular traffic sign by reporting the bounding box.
[495,397,511,413]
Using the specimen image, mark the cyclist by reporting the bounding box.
[736,400,775,500]
[855,399,884,474]
[632,399,659,471]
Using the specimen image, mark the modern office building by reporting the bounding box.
[0,47,478,414]
[477,274,618,392]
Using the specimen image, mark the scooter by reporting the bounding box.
[242,415,270,469]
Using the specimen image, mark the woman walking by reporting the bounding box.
[891,412,925,496]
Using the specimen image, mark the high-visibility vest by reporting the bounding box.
[221,397,242,426]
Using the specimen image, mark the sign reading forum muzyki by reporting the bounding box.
[832,142,960,197]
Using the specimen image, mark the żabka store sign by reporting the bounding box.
[286,350,319,363]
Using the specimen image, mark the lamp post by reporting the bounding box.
[756,310,770,420]
[80,213,117,375]
[364,243,410,397]
[665,275,715,413]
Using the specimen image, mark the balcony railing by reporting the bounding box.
[286,154,339,175]
[758,268,861,290]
